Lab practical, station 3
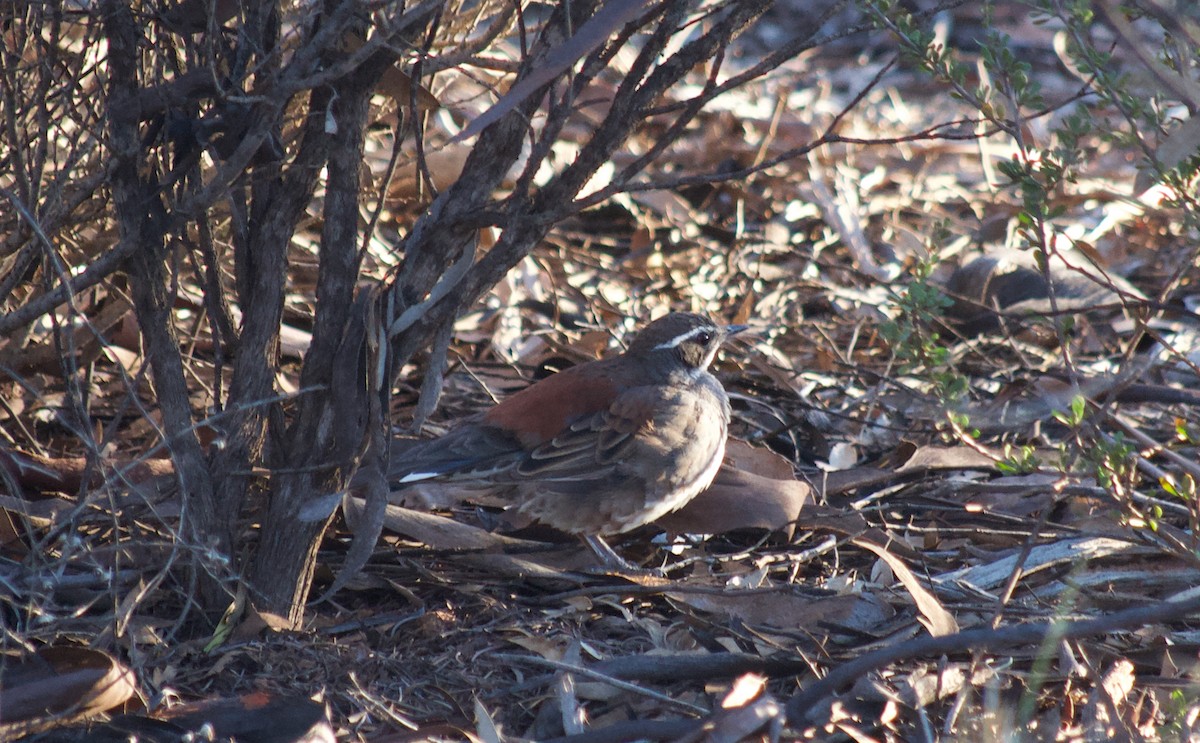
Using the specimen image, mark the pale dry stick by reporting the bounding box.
[807,154,891,282]
[348,670,420,731]
[539,581,834,605]
[748,91,787,172]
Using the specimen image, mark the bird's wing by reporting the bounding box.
[391,361,627,484]
[512,385,667,483]
[390,423,527,483]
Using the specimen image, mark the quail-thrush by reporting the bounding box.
[390,312,746,564]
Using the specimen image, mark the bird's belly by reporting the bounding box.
[595,386,729,534]
[613,429,726,532]
[516,380,730,536]
[621,394,726,525]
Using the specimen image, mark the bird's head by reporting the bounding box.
[627,312,747,372]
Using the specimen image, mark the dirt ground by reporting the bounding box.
[3,2,1200,741]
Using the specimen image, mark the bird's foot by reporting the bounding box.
[582,535,667,578]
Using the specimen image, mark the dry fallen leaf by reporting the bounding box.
[658,439,810,537]
[853,537,959,637]
[0,646,138,737]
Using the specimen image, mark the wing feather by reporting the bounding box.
[512,385,662,480]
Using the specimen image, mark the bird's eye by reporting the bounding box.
[693,331,712,345]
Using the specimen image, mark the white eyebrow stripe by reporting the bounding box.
[652,326,710,350]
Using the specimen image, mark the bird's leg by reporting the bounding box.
[583,534,644,572]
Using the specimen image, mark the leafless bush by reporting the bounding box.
[0,0,866,628]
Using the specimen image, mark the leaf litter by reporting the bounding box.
[3,3,1200,741]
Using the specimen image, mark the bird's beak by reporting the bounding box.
[724,324,750,338]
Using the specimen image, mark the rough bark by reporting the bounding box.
[101,0,223,603]
[246,51,383,623]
